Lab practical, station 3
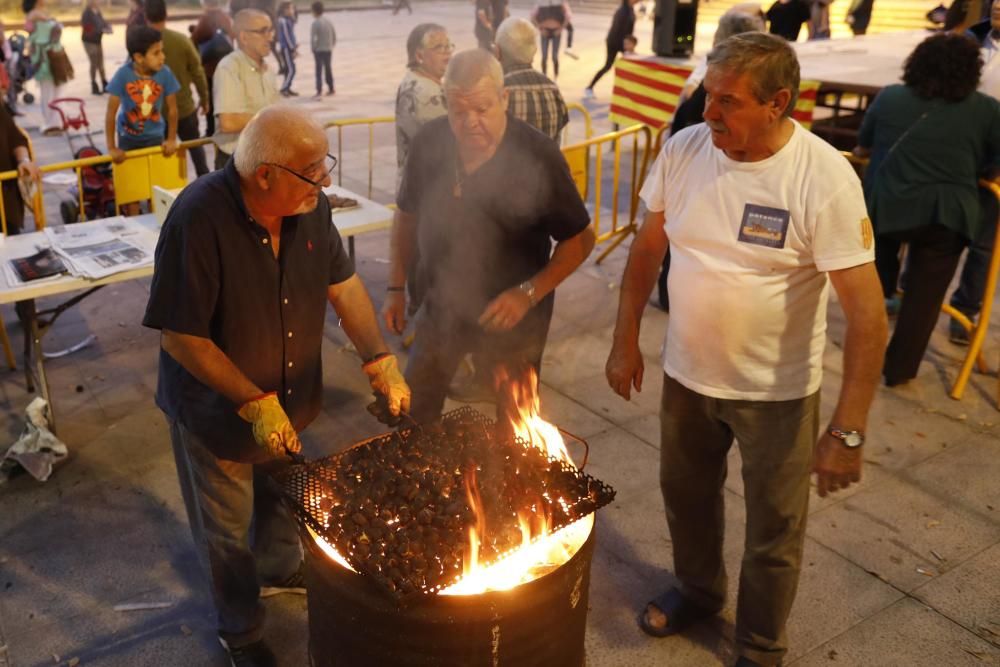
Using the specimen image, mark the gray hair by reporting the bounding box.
[443,48,504,94]
[495,17,538,66]
[234,105,324,177]
[713,8,765,46]
[406,23,447,70]
[707,32,800,118]
[233,8,268,33]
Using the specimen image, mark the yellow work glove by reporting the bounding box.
[236,392,302,458]
[362,354,412,423]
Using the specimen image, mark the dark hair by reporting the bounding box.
[624,34,637,44]
[903,33,982,102]
[126,24,162,59]
[277,0,293,15]
[406,23,446,69]
[144,0,166,23]
[311,1,323,13]
[21,0,36,13]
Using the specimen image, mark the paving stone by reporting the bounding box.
[912,542,1000,648]
[791,598,1000,667]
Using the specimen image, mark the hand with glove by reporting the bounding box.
[237,392,303,458]
[363,353,412,424]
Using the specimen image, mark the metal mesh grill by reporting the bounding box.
[274,406,616,602]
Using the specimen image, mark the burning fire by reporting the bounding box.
[444,366,589,594]
[310,366,593,595]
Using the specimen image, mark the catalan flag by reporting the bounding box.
[609,57,822,131]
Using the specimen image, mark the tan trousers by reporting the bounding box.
[659,373,819,666]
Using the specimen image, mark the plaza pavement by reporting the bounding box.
[0,3,998,666]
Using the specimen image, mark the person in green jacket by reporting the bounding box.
[24,0,65,134]
[146,0,210,175]
[856,32,1000,386]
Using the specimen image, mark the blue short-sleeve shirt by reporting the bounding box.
[107,61,181,143]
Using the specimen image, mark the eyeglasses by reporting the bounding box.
[426,41,455,53]
[245,26,275,35]
[264,153,338,188]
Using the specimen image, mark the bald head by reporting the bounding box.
[443,48,504,96]
[235,106,327,177]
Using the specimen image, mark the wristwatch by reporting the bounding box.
[828,428,865,448]
[518,280,537,308]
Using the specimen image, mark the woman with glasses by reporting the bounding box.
[395,23,452,190]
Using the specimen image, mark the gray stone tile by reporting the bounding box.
[912,542,1000,648]
[807,469,1000,592]
[537,383,617,442]
[791,598,1000,667]
[581,427,661,498]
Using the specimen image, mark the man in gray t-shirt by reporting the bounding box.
[212,9,280,169]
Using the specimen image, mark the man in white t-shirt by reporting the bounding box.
[605,33,887,667]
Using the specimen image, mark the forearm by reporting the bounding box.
[217,112,253,134]
[161,330,262,405]
[166,102,178,142]
[105,104,118,150]
[388,210,416,288]
[13,146,30,164]
[613,212,668,345]
[329,275,390,360]
[530,227,595,300]
[831,308,887,431]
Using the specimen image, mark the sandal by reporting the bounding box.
[638,587,718,638]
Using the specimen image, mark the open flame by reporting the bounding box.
[309,365,592,595]
[443,365,589,595]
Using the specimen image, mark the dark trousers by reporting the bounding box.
[280,47,296,92]
[392,0,412,15]
[587,43,619,89]
[169,420,302,647]
[83,41,106,87]
[540,29,561,77]
[949,186,999,318]
[659,373,818,667]
[205,78,216,138]
[313,50,333,94]
[876,225,968,384]
[404,306,551,423]
[177,111,209,177]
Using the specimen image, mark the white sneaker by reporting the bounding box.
[583,87,595,99]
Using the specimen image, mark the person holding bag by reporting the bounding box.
[24,0,70,135]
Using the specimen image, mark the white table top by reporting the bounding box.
[793,30,923,92]
[324,184,394,238]
[0,214,159,305]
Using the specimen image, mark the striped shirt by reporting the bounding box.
[503,64,569,141]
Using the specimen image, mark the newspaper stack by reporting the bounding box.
[44,216,159,280]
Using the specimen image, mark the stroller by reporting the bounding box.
[5,32,34,107]
[47,98,115,223]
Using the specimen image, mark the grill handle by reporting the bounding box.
[557,427,590,470]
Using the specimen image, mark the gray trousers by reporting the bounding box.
[169,420,302,646]
[659,373,819,666]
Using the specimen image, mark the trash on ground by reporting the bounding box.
[0,398,68,483]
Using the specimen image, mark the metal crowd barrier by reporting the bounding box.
[0,137,213,232]
[323,116,394,201]
[561,124,653,264]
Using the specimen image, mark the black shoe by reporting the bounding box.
[260,564,306,598]
[949,319,971,346]
[219,638,277,667]
[91,81,100,95]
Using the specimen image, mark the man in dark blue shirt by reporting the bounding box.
[143,107,409,667]
[384,49,593,422]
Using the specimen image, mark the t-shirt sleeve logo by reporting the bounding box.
[860,216,874,250]
[737,203,791,249]
[123,78,164,135]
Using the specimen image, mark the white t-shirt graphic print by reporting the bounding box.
[639,121,874,401]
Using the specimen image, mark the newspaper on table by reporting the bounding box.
[43,216,159,280]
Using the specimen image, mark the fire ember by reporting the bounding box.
[276,369,616,601]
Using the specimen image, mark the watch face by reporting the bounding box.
[843,432,864,448]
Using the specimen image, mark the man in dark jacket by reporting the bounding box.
[584,0,637,96]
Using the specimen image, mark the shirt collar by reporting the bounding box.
[236,47,268,73]
[502,61,533,75]
[222,158,305,234]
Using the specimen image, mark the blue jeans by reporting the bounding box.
[949,185,999,318]
[313,50,333,94]
[169,420,302,646]
[540,28,561,77]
